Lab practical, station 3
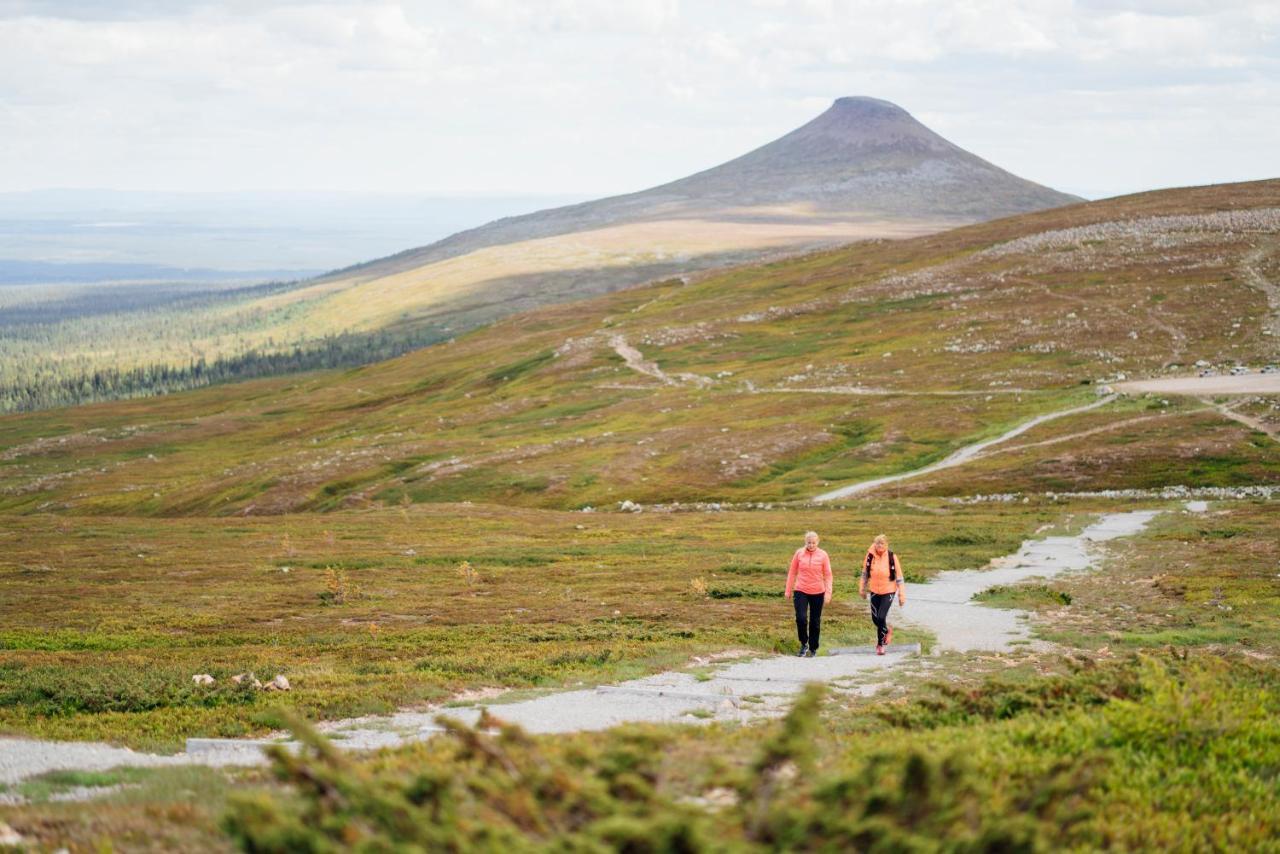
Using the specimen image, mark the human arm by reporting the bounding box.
[858,552,869,598]
[896,556,906,606]
[823,552,833,603]
[785,550,799,598]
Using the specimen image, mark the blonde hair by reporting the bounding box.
[871,533,888,549]
[804,530,819,541]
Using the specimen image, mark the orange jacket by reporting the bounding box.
[786,546,833,597]
[861,549,904,596]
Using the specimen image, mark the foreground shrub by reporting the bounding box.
[223,656,1280,852]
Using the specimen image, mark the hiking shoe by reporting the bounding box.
[876,645,885,656]
[885,626,893,646]
[796,645,808,657]
[804,648,816,658]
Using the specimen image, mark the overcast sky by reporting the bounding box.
[1,0,1276,200]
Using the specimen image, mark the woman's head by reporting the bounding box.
[804,531,819,550]
[872,533,888,554]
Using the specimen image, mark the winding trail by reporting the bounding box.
[0,508,1158,787]
[609,334,712,388]
[812,396,1116,501]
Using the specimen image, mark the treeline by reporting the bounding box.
[0,327,448,413]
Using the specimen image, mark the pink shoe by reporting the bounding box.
[876,645,885,656]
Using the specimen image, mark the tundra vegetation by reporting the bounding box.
[0,181,1278,850]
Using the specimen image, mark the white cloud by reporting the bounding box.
[0,0,1275,196]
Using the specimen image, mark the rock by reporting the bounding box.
[619,499,642,512]
[0,822,25,847]
[192,673,215,686]
[263,674,291,692]
[231,672,262,689]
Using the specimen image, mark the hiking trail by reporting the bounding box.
[813,396,1116,501]
[0,509,1163,787]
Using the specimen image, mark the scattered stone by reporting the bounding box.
[619,499,642,512]
[231,673,263,690]
[0,822,24,847]
[263,675,291,692]
[192,674,215,686]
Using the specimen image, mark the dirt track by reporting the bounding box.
[1117,374,1280,395]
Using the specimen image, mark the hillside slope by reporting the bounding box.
[341,96,1080,281]
[0,180,1276,515]
[182,96,1082,345]
[4,98,1082,415]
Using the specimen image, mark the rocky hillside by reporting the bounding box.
[0,180,1275,515]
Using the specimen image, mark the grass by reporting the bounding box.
[0,501,1063,750]
[1,183,1279,850]
[202,496,1280,851]
[973,583,1073,609]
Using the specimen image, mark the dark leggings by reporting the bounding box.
[869,592,895,646]
[793,590,826,651]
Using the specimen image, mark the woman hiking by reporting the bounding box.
[785,531,833,657]
[859,534,906,655]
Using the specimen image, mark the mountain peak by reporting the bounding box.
[344,97,1080,280]
[829,95,909,116]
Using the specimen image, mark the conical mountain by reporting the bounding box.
[655,96,1078,216]
[339,97,1079,279]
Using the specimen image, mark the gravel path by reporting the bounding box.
[0,508,1162,787]
[813,396,1116,501]
[1117,374,1280,395]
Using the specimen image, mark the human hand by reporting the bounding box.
[859,590,867,600]
[898,595,906,608]
[784,592,792,599]
[824,594,832,605]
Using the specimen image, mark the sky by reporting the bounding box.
[0,0,1276,201]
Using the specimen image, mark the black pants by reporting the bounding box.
[869,592,895,646]
[793,590,825,651]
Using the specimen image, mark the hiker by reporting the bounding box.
[785,530,833,657]
[859,534,906,655]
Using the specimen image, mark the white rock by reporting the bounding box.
[619,500,642,512]
[192,674,215,686]
[0,822,24,847]
[264,674,291,692]
[231,673,262,689]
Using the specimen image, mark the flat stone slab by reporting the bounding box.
[185,737,283,754]
[828,643,922,656]
[596,686,739,704]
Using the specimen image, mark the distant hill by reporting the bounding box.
[0,259,315,286]
[335,96,1080,281]
[2,179,1275,515]
[1,98,1085,414]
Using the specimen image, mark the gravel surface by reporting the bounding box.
[1117,374,1280,395]
[0,509,1158,787]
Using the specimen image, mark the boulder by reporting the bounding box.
[231,672,263,690]
[263,674,291,692]
[192,673,215,686]
[0,821,25,847]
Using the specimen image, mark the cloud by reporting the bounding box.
[0,0,1275,196]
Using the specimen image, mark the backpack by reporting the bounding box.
[864,550,896,582]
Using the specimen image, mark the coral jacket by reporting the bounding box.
[786,546,833,597]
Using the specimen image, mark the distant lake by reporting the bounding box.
[0,190,588,283]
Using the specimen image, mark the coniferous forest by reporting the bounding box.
[0,279,448,413]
